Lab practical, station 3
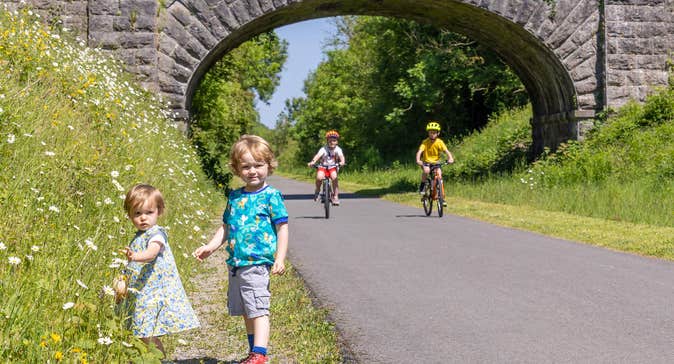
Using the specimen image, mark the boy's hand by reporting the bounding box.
[271,260,286,275]
[192,245,213,262]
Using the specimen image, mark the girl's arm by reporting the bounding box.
[307,149,324,166]
[193,224,228,261]
[271,222,289,275]
[125,241,162,263]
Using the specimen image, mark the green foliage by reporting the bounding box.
[531,88,674,187]
[191,33,287,188]
[283,16,527,169]
[447,106,532,180]
[0,8,220,361]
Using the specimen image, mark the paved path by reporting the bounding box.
[270,175,674,363]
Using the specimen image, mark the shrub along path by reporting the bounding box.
[272,175,674,363]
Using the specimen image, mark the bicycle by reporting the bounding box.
[421,161,449,217]
[312,163,341,219]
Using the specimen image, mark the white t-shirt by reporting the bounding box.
[316,145,344,167]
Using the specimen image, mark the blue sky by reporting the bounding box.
[256,18,336,128]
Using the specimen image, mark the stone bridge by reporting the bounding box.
[3,0,673,153]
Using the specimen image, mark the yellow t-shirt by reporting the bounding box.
[418,138,447,163]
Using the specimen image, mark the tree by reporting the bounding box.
[191,32,288,188]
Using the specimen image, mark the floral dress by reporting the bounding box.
[124,225,200,337]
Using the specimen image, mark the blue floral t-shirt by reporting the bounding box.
[223,185,288,267]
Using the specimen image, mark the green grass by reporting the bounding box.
[0,8,342,363]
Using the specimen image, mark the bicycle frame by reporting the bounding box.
[313,164,340,218]
[421,162,447,217]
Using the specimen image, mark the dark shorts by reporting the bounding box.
[227,265,271,318]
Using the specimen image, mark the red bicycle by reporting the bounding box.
[421,161,449,217]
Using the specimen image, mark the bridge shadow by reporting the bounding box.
[283,192,378,200]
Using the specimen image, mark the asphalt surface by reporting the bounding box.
[269,175,674,364]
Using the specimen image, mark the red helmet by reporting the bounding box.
[325,130,340,139]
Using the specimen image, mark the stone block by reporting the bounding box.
[259,0,274,12]
[89,15,114,32]
[231,0,252,24]
[184,39,208,60]
[635,54,668,69]
[170,3,194,26]
[213,5,240,30]
[89,0,119,16]
[608,54,636,70]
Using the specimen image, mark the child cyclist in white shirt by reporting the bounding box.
[307,130,346,205]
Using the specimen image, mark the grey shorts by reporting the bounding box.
[227,265,271,318]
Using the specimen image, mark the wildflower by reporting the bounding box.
[193,226,201,232]
[104,197,113,205]
[45,151,56,157]
[25,254,33,261]
[84,239,97,251]
[113,216,120,223]
[177,339,188,345]
[8,256,20,265]
[54,351,63,361]
[97,336,113,345]
[31,245,40,252]
[124,164,133,171]
[0,107,3,114]
[121,341,133,347]
[50,333,61,343]
[49,205,60,213]
[0,242,6,250]
[76,279,88,290]
[102,285,115,296]
[62,302,74,310]
[110,170,119,178]
[111,179,124,192]
[6,134,15,144]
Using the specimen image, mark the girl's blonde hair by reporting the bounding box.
[229,135,278,175]
[123,184,165,217]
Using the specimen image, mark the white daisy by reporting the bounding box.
[62,302,74,310]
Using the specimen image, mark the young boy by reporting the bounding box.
[416,121,454,204]
[193,135,289,364]
[307,130,346,205]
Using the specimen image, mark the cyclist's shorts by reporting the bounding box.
[318,166,338,176]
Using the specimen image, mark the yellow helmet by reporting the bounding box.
[426,121,441,132]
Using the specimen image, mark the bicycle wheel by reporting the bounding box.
[323,178,331,219]
[422,180,432,216]
[436,178,444,217]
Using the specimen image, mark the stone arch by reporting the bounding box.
[5,0,671,153]
[161,0,599,153]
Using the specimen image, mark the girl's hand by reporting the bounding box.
[122,247,134,262]
[192,245,213,262]
[271,260,286,275]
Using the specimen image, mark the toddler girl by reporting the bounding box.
[122,183,200,357]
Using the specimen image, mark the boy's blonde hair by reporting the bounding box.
[229,135,278,175]
[123,184,165,217]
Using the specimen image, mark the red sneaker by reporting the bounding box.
[240,352,268,364]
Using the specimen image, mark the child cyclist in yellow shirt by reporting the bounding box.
[416,121,454,205]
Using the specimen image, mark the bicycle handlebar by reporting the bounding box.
[422,160,451,167]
